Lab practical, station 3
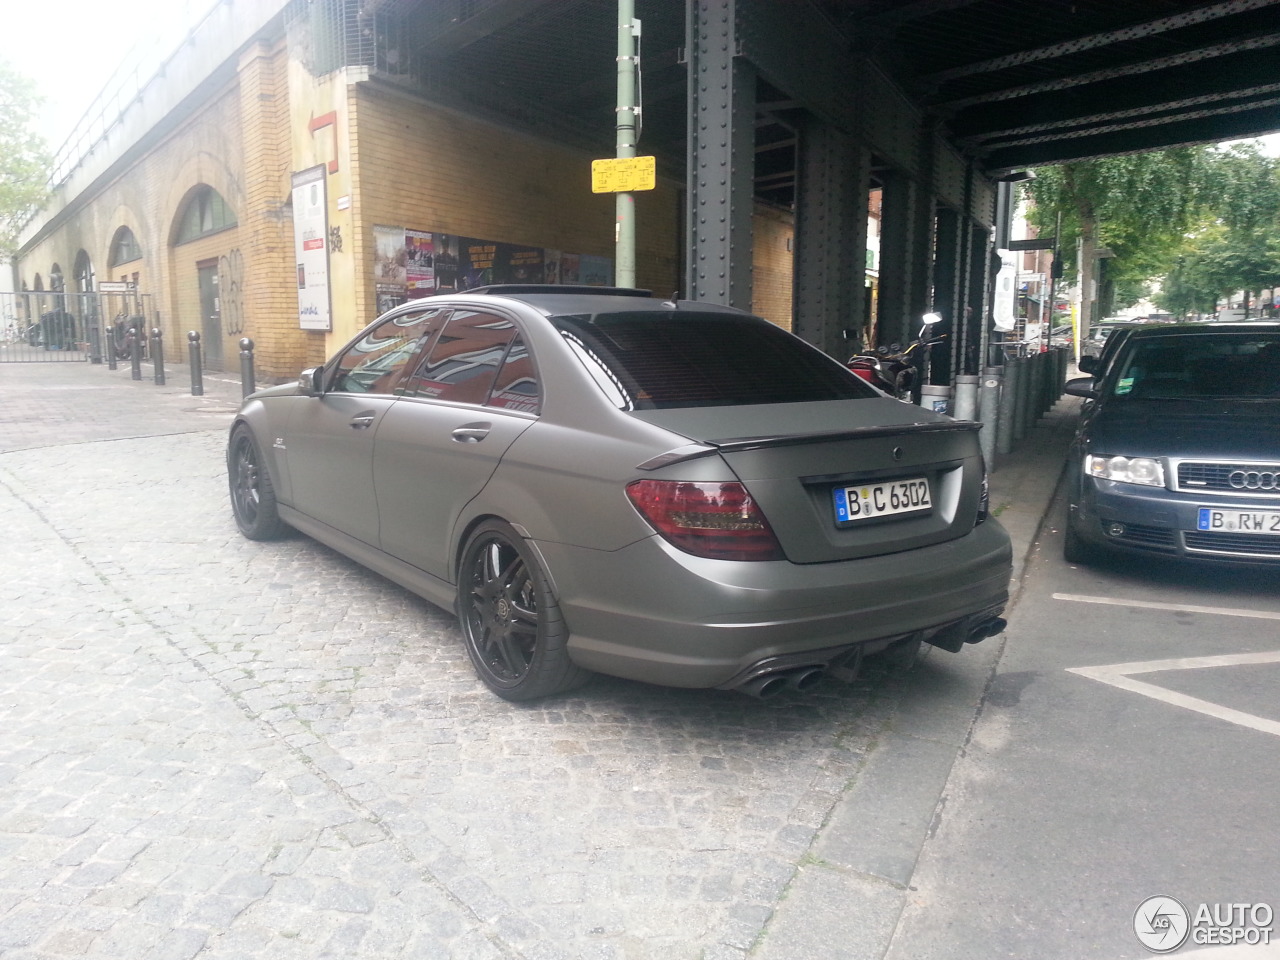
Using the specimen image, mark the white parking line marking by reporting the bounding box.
[1068,651,1280,739]
[1053,593,1280,621]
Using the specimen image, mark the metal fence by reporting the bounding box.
[0,291,158,364]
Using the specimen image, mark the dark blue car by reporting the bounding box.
[1063,323,1280,564]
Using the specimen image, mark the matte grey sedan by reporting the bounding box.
[227,286,1011,700]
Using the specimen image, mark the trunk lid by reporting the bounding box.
[631,399,986,563]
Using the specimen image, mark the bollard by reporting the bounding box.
[89,323,103,365]
[129,327,143,381]
[151,328,166,385]
[1026,352,1045,430]
[979,367,1002,468]
[1016,355,1034,439]
[188,331,204,396]
[953,374,979,421]
[239,337,256,398]
[998,357,1021,454]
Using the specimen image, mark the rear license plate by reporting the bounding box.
[1197,508,1280,535]
[834,477,931,524]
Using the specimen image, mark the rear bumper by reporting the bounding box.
[536,519,1012,689]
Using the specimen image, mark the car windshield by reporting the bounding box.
[1108,333,1280,400]
[552,311,879,409]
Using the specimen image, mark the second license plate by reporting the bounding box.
[834,477,931,524]
[1196,507,1280,535]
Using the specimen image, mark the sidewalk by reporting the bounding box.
[0,357,246,453]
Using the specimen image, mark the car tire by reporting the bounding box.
[458,519,590,701]
[228,425,289,541]
[1063,514,1101,565]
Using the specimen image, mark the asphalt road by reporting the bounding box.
[884,488,1280,960]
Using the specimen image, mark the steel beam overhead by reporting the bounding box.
[922,0,1277,84]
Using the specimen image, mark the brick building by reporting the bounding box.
[13,1,818,378]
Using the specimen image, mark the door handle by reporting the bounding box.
[349,413,376,429]
[451,423,492,443]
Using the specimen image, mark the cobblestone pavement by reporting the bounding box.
[0,361,1058,959]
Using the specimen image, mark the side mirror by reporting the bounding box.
[298,367,324,396]
[1078,355,1099,375]
[1064,376,1098,399]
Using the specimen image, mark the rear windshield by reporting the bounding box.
[552,311,878,409]
[1109,333,1280,399]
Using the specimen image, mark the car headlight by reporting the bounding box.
[1085,454,1165,487]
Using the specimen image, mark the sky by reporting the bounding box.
[3,2,1279,157]
[2,0,208,150]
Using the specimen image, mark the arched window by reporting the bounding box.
[175,186,237,244]
[109,227,142,266]
[74,250,95,293]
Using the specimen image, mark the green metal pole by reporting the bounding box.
[615,0,638,288]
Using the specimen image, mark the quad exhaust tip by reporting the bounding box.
[735,616,1008,697]
[738,666,826,699]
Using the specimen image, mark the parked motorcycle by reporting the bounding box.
[847,313,945,400]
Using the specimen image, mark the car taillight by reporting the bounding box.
[625,479,785,561]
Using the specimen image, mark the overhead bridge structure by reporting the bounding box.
[14,0,1280,384]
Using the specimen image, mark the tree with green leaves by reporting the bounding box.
[1023,147,1213,337]
[0,60,52,258]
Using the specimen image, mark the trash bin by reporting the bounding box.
[919,383,951,414]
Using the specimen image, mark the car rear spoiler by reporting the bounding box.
[635,419,981,470]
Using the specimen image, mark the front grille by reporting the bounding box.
[1183,531,1280,557]
[1177,461,1280,495]
[1114,523,1176,549]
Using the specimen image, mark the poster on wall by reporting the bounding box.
[405,229,435,298]
[460,239,496,289]
[579,255,613,287]
[291,165,331,331]
[376,225,612,309]
[374,225,408,313]
[501,245,545,284]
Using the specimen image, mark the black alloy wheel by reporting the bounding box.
[228,425,287,540]
[458,520,588,701]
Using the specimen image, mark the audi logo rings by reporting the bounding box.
[1229,469,1280,491]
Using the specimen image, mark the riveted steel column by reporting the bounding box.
[794,119,870,359]
[876,170,917,348]
[686,0,755,308]
[932,206,963,386]
[966,223,993,375]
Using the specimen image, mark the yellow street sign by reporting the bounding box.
[591,156,656,193]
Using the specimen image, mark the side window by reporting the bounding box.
[330,308,448,394]
[403,310,517,405]
[486,336,540,414]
